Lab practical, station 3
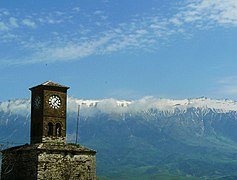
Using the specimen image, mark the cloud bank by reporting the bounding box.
[0,0,237,65]
[1,97,237,119]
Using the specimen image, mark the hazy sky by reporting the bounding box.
[1,0,237,101]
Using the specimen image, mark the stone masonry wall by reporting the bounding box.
[37,151,96,180]
[1,144,96,180]
[1,148,38,180]
[42,136,66,144]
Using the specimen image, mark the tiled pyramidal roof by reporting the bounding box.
[30,80,69,90]
[42,80,69,88]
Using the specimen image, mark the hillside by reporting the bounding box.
[1,97,237,179]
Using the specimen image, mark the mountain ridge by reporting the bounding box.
[1,97,237,115]
[2,97,237,179]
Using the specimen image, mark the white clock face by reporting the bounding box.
[49,95,61,109]
[34,96,41,109]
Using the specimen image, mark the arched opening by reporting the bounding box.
[48,122,53,136]
[55,123,62,137]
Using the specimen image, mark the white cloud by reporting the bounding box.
[1,0,237,65]
[3,97,237,118]
[74,97,237,117]
[22,19,36,28]
[170,17,183,26]
[179,0,237,27]
[0,33,18,43]
[43,36,111,61]
[0,22,8,31]
[94,10,103,15]
[72,7,80,12]
[217,76,237,95]
[10,35,113,64]
[218,76,237,84]
[1,9,10,16]
[221,86,237,95]
[38,16,64,25]
[9,17,19,28]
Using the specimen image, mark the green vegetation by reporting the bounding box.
[3,109,237,179]
[76,114,237,180]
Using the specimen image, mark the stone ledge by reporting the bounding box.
[2,143,96,155]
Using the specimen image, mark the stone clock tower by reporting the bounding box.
[1,81,97,180]
[30,81,69,144]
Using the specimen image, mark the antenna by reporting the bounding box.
[75,104,80,144]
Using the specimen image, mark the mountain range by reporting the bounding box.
[1,97,237,179]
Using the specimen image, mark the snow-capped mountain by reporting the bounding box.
[1,97,237,179]
[1,96,237,116]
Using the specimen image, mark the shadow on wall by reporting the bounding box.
[0,152,2,175]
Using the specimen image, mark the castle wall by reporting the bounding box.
[1,148,38,180]
[37,152,96,180]
[1,144,96,180]
[42,136,66,144]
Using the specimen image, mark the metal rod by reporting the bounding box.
[76,104,80,144]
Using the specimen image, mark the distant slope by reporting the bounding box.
[1,97,237,179]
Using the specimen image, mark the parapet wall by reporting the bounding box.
[1,143,96,180]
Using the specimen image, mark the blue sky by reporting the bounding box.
[1,0,237,101]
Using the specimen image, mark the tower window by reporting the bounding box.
[55,123,62,137]
[48,122,53,136]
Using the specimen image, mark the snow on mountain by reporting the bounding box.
[0,99,31,116]
[66,96,237,115]
[1,97,237,116]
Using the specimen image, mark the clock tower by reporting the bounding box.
[30,80,69,144]
[1,81,97,180]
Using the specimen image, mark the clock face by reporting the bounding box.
[49,95,61,109]
[34,96,41,109]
